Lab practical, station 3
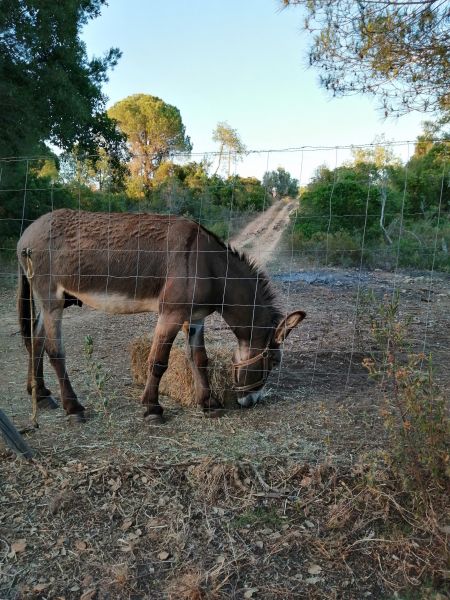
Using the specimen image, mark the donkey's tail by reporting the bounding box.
[17,263,34,349]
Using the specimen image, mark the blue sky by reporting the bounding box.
[82,0,426,180]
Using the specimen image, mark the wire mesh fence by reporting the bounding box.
[0,141,448,438]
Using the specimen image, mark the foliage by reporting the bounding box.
[212,121,247,177]
[291,229,361,267]
[362,292,449,489]
[262,167,298,198]
[108,94,192,191]
[145,161,267,217]
[84,334,112,416]
[292,135,450,271]
[59,149,128,193]
[0,154,268,259]
[0,0,123,158]
[283,0,450,116]
[0,154,131,258]
[295,162,398,239]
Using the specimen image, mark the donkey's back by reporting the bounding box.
[18,209,220,314]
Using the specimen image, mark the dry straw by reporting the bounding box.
[129,335,237,409]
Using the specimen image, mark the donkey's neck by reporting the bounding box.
[219,252,281,351]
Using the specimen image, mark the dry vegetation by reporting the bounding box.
[1,266,449,599]
[130,338,237,409]
[1,448,448,599]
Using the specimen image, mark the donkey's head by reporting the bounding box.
[232,310,306,407]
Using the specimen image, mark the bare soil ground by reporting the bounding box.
[0,217,449,598]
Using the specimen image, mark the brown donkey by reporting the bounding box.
[17,209,305,422]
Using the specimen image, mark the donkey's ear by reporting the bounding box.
[274,311,306,344]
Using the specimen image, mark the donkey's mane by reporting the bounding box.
[200,224,283,327]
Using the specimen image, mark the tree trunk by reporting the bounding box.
[379,182,393,245]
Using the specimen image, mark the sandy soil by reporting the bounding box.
[231,199,297,264]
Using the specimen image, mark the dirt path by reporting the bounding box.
[231,199,297,264]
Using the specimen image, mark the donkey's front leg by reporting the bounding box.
[184,320,223,416]
[141,314,182,423]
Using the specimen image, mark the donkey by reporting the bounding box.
[17,209,305,422]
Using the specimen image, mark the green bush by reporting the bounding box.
[292,229,361,267]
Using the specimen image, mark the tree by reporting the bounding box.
[108,94,192,191]
[263,167,298,198]
[0,0,123,158]
[59,148,128,192]
[282,1,450,116]
[352,138,401,244]
[212,122,247,176]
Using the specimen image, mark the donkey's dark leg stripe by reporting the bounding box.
[185,320,221,411]
[151,362,167,378]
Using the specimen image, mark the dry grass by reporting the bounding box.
[1,445,448,599]
[129,335,237,408]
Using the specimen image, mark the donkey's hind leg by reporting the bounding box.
[26,312,59,409]
[183,320,223,416]
[41,301,85,420]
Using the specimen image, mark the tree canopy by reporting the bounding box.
[292,134,449,270]
[0,0,123,158]
[283,0,450,116]
[108,94,192,190]
[212,122,247,176]
[263,167,298,198]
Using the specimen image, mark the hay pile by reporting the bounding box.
[129,335,237,408]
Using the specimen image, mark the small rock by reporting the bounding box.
[158,551,170,561]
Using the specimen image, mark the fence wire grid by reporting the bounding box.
[0,142,448,436]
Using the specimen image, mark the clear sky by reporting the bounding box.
[82,0,427,181]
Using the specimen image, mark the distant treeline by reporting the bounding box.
[0,157,298,257]
[292,134,449,272]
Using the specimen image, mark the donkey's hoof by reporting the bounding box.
[203,407,226,419]
[143,412,164,425]
[38,395,59,410]
[67,412,86,425]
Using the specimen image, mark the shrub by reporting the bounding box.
[291,229,361,267]
[362,293,450,489]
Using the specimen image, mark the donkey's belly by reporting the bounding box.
[60,288,159,314]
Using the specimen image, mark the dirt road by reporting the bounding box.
[231,199,297,264]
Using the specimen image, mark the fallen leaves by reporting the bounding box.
[307,564,322,575]
[10,539,26,556]
[121,518,133,531]
[74,539,88,552]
